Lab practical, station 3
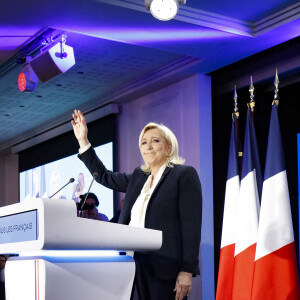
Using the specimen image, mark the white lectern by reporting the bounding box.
[0,198,162,300]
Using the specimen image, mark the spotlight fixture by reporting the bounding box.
[145,0,186,21]
[18,62,38,93]
[30,35,75,83]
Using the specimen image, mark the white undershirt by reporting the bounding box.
[79,143,91,155]
[129,163,167,228]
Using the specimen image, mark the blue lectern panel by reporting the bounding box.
[0,209,38,244]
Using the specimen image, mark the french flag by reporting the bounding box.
[24,170,31,201]
[39,165,47,198]
[216,114,239,300]
[251,103,300,299]
[232,108,262,300]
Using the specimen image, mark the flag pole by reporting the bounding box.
[233,85,242,176]
[249,76,255,119]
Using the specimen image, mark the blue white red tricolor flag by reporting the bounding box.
[251,103,300,300]
[216,114,239,300]
[232,108,262,300]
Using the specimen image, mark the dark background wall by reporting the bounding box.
[19,115,116,172]
[210,36,300,287]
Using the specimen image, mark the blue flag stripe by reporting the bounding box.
[264,104,286,180]
[241,109,262,196]
[241,109,253,179]
[227,114,239,180]
[249,111,263,199]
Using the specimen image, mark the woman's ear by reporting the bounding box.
[167,143,172,156]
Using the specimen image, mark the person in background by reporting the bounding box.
[72,172,85,203]
[72,109,202,300]
[77,192,109,221]
[0,255,6,300]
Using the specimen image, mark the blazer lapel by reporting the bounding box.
[150,166,172,198]
[118,166,173,224]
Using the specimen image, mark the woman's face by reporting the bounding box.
[140,128,171,170]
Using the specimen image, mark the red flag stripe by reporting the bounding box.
[232,243,256,300]
[216,244,235,300]
[251,242,300,300]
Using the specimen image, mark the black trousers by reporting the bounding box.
[0,282,5,300]
[134,255,187,300]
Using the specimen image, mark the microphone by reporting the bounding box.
[49,178,75,198]
[79,172,98,217]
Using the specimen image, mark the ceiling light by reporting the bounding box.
[18,62,38,93]
[145,0,186,21]
[30,35,75,83]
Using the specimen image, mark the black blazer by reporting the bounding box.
[79,147,202,280]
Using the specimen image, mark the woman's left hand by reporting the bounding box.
[174,271,192,300]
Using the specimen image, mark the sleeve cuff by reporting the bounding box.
[181,262,200,276]
[78,143,91,155]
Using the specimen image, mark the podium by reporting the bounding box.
[0,198,162,300]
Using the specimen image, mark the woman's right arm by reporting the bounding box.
[72,110,131,193]
[79,147,130,193]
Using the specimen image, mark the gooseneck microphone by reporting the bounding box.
[49,178,75,198]
[79,172,98,217]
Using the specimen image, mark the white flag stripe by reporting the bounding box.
[221,175,240,248]
[235,170,260,256]
[255,170,294,261]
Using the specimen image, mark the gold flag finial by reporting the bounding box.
[273,69,279,106]
[233,85,239,118]
[249,76,255,112]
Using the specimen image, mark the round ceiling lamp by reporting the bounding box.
[145,0,186,21]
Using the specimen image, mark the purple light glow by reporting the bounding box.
[0,26,42,36]
[64,27,234,44]
[0,26,43,51]
[0,37,31,50]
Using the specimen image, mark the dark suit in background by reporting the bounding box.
[0,282,4,300]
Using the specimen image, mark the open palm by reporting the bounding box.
[71,109,89,148]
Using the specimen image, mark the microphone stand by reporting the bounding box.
[49,178,75,199]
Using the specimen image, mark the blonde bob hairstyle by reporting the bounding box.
[139,122,185,173]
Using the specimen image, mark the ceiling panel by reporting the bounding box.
[0,32,184,144]
[0,0,299,151]
[187,0,300,21]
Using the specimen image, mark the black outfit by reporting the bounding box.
[0,282,5,300]
[79,147,202,299]
[109,209,121,223]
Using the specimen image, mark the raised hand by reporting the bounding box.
[71,109,90,148]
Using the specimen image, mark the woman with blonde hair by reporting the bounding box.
[72,109,202,300]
